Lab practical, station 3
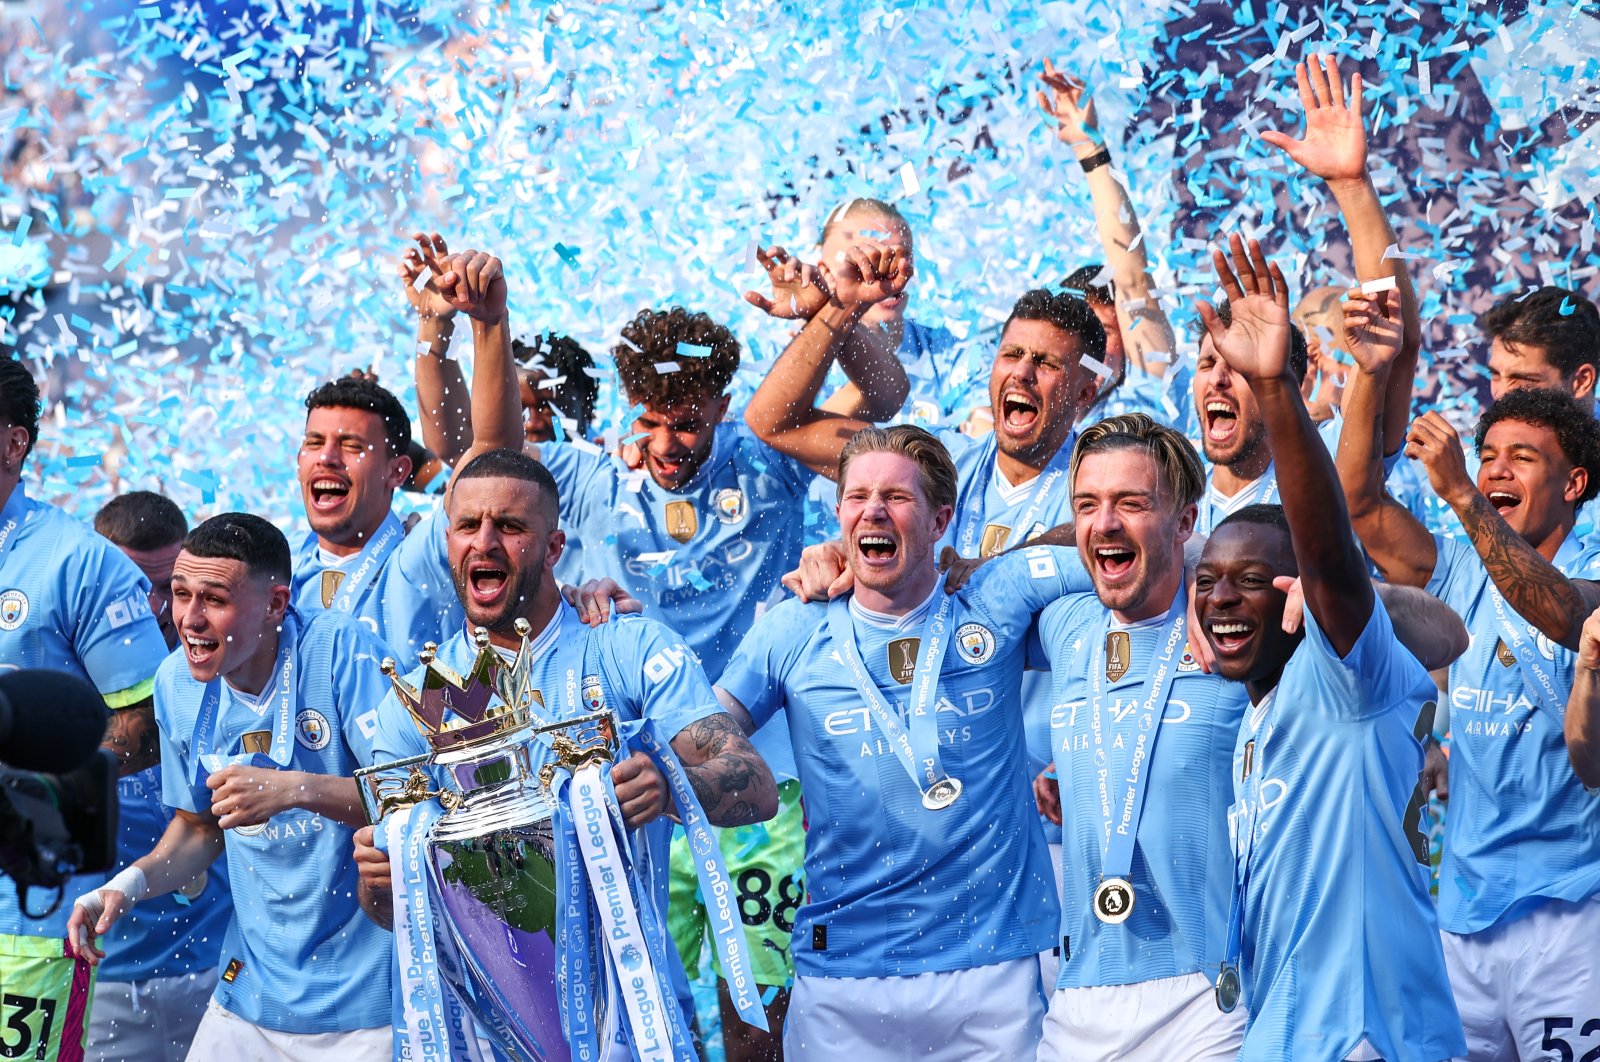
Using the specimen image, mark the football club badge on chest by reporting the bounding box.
[713,487,747,526]
[665,501,699,543]
[0,589,27,630]
[888,637,920,685]
[1105,630,1131,682]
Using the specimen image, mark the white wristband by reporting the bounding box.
[103,866,148,906]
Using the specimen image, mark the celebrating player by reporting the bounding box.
[68,513,395,1058]
[1194,234,1463,1059]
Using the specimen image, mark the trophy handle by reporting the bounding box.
[355,754,441,824]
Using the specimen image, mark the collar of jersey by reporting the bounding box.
[1207,462,1276,512]
[988,433,1074,503]
[849,583,939,631]
[483,604,564,668]
[1107,599,1182,635]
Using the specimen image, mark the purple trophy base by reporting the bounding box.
[428,817,605,1061]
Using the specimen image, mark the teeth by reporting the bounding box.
[860,535,894,547]
[1210,622,1251,635]
[185,636,217,649]
[1096,547,1132,557]
[1206,402,1235,416]
[1488,492,1518,504]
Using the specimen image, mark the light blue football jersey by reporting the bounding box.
[937,428,1078,846]
[0,486,170,939]
[538,424,812,674]
[1034,593,1247,990]
[369,602,723,1023]
[718,546,1088,978]
[1426,532,1600,932]
[291,507,463,658]
[1086,362,1196,436]
[1197,465,1280,537]
[897,320,967,424]
[155,607,393,1033]
[1229,601,1463,1061]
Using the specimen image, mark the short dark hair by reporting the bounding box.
[614,307,739,408]
[453,447,560,525]
[1001,289,1108,366]
[1481,287,1600,379]
[1199,301,1310,383]
[514,332,600,430]
[1061,264,1113,307]
[1215,502,1292,539]
[182,513,291,583]
[304,377,412,459]
[820,198,910,244]
[0,358,41,458]
[1475,387,1600,505]
[836,425,958,512]
[94,491,188,551]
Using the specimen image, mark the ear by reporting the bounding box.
[386,452,414,491]
[931,503,954,540]
[545,527,567,573]
[1566,465,1589,508]
[267,583,292,621]
[1174,502,1198,543]
[711,393,733,424]
[1571,363,1597,402]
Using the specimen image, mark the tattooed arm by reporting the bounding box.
[1407,410,1600,650]
[670,711,779,828]
[103,697,161,777]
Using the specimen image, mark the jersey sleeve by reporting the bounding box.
[393,503,451,593]
[603,615,722,739]
[537,439,611,529]
[67,536,169,699]
[154,663,204,815]
[1423,533,1467,602]
[1030,592,1100,670]
[714,599,813,729]
[969,545,1093,617]
[333,621,396,764]
[740,425,815,496]
[1297,597,1427,722]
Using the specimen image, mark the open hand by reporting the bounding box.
[562,578,645,626]
[1036,59,1099,146]
[399,232,458,319]
[1341,287,1403,376]
[1196,234,1292,383]
[1260,54,1368,184]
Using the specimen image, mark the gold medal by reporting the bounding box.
[1093,877,1135,924]
[921,778,962,811]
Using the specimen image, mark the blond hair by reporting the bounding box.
[1071,413,1205,511]
[837,425,958,511]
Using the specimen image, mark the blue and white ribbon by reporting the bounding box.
[380,803,485,1062]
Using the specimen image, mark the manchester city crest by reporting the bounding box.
[955,622,996,665]
[0,589,27,631]
[296,708,332,750]
[583,675,606,712]
[1177,642,1201,673]
[713,488,747,525]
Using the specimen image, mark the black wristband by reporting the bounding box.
[1078,147,1112,174]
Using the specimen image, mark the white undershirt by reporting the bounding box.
[849,584,939,631]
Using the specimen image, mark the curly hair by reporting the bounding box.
[513,332,599,428]
[613,306,740,407]
[0,357,40,457]
[1481,287,1600,379]
[1475,387,1600,505]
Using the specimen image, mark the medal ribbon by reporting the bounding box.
[1089,588,1187,881]
[826,578,958,799]
[1485,581,1565,718]
[0,487,35,570]
[190,609,300,788]
[306,513,404,615]
[956,435,1073,558]
[380,802,485,1062]
[633,718,770,1032]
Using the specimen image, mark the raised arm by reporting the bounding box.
[1198,234,1372,654]
[403,232,472,464]
[427,247,522,491]
[1038,61,1176,377]
[1334,289,1437,587]
[1405,410,1600,651]
[1262,55,1419,457]
[743,242,912,478]
[1567,607,1600,787]
[670,712,778,827]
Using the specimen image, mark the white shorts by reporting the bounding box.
[1038,841,1065,992]
[1037,971,1245,1062]
[87,968,217,1062]
[184,1000,390,1062]
[786,956,1045,1060]
[1442,893,1600,1062]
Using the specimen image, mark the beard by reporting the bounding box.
[453,559,544,636]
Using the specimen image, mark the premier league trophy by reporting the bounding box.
[357,621,617,1062]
